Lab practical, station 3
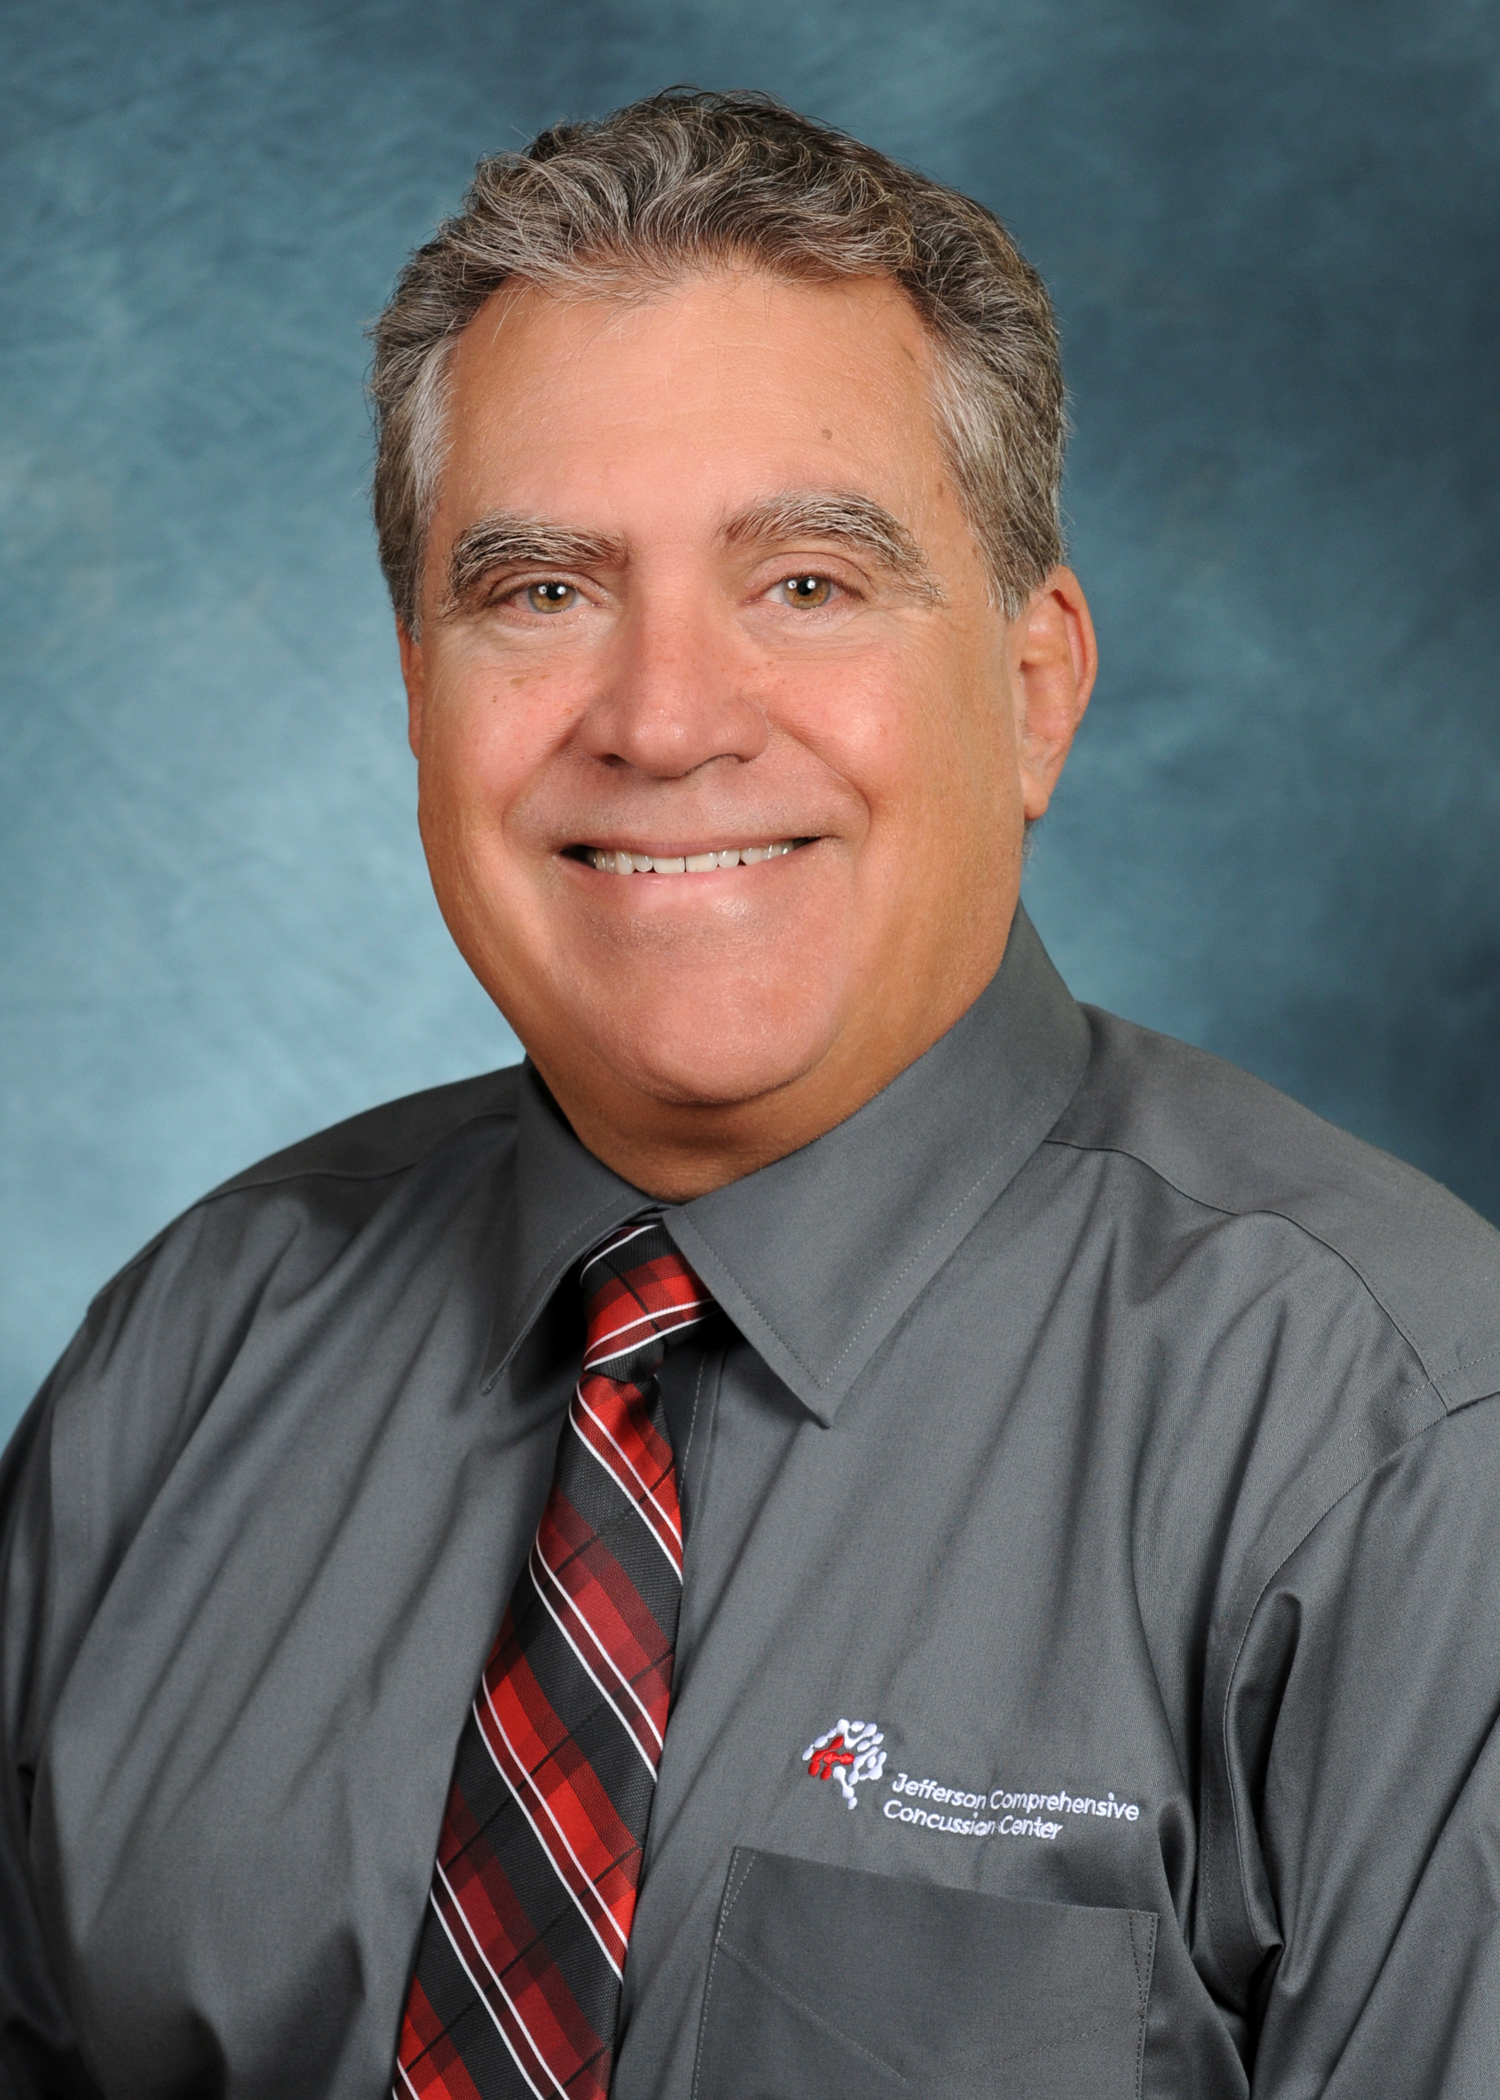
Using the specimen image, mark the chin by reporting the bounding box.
[582,996,840,1112]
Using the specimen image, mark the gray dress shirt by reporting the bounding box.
[5,908,1500,2099]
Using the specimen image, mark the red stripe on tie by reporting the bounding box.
[439,1795,609,2081]
[430,1881,569,2100]
[570,1382,683,1571]
[432,1864,610,2100]
[581,1258,714,1370]
[574,1381,676,1502]
[395,1981,487,2100]
[488,1647,643,1906]
[529,1526,672,1763]
[474,1653,640,1969]
[395,1223,713,2096]
[538,1500,674,1707]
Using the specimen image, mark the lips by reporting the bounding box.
[582,841,801,875]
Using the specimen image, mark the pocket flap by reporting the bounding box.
[693,1849,1156,2098]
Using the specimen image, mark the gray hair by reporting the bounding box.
[370,89,1066,632]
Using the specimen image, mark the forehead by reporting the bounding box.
[435,269,949,532]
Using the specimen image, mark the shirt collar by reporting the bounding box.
[485,905,1090,1420]
[483,1071,644,1392]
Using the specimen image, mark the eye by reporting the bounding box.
[778,574,835,609]
[524,580,578,614]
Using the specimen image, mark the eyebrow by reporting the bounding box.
[722,490,944,605]
[441,488,944,616]
[444,514,627,615]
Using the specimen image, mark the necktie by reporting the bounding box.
[395,1217,714,2100]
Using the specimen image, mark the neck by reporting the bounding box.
[531,947,1007,1201]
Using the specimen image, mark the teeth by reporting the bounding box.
[586,841,799,874]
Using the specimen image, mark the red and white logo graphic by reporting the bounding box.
[802,1718,887,1809]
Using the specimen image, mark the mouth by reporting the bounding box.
[571,839,810,875]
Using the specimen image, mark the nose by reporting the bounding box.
[575,595,769,777]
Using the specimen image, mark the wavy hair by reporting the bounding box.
[370,89,1065,630]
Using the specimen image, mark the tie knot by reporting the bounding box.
[580,1216,715,1383]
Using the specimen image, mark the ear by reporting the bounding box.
[1011,567,1097,822]
[397,620,426,760]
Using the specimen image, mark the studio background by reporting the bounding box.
[3,0,1497,1442]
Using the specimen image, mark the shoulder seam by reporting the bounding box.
[1042,1131,1474,1409]
[90,1102,520,1303]
[213,1103,519,1196]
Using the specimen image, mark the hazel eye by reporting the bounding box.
[526,581,578,613]
[779,574,834,609]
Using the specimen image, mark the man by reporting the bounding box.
[4,87,1500,2100]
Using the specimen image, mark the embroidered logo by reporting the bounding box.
[802,1719,887,1809]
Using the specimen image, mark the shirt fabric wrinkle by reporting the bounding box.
[4,905,1500,2100]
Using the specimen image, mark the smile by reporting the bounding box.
[582,841,802,875]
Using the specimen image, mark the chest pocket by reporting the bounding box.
[692,1849,1156,2100]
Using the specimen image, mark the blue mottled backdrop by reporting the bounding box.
[3,0,1498,1438]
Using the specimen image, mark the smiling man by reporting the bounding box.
[399,260,1089,1196]
[5,91,1500,2100]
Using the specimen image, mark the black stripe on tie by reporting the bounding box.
[440,1732,624,2019]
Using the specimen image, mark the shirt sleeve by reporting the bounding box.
[0,1184,356,2096]
[1221,1392,1500,2096]
[0,1373,104,2100]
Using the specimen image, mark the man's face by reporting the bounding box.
[402,269,1092,1192]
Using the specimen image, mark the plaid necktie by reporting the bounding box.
[394,1216,714,2099]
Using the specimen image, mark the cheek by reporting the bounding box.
[773,658,913,799]
[778,656,994,857]
[421,659,572,836]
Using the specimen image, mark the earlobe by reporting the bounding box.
[397,621,425,760]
